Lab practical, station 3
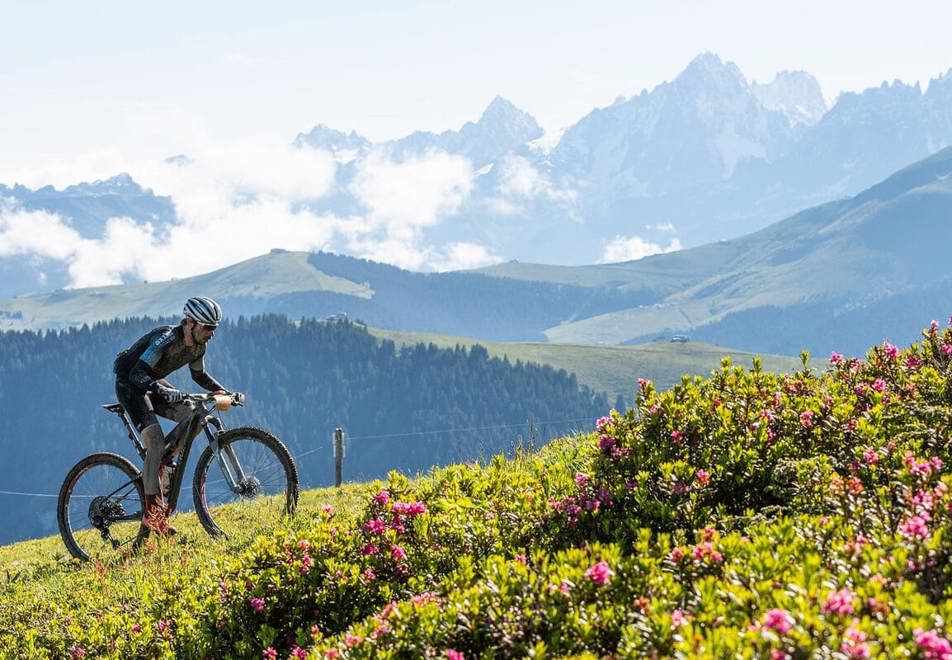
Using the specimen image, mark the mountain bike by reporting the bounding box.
[57,392,299,561]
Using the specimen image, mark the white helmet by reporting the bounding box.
[183,297,222,326]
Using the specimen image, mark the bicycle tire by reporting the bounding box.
[192,427,299,537]
[57,452,147,561]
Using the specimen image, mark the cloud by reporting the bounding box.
[0,141,490,287]
[349,149,474,240]
[494,154,577,211]
[430,242,503,272]
[599,235,682,263]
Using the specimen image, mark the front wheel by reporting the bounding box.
[193,427,298,537]
[57,452,147,561]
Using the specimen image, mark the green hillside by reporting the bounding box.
[3,323,952,657]
[367,327,800,404]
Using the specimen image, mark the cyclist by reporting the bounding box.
[113,296,240,534]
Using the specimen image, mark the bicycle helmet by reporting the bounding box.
[183,296,222,326]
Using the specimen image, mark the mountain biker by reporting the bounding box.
[112,296,240,535]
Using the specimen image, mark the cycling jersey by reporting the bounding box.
[114,325,222,391]
[113,324,225,431]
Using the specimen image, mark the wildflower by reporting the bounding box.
[262,649,278,660]
[250,598,266,613]
[901,515,930,539]
[515,554,527,564]
[882,341,899,360]
[346,635,364,646]
[669,547,685,562]
[906,355,923,368]
[671,609,688,627]
[361,543,379,556]
[915,628,952,659]
[822,588,855,616]
[841,621,871,659]
[800,411,814,428]
[763,608,793,634]
[830,351,844,365]
[363,518,386,534]
[408,501,427,516]
[373,490,390,506]
[372,624,390,639]
[863,449,879,465]
[670,430,683,443]
[445,651,465,660]
[391,545,407,561]
[363,569,376,581]
[320,505,334,516]
[301,554,313,575]
[942,344,952,356]
[871,378,886,392]
[599,434,615,451]
[68,648,86,659]
[157,619,171,634]
[560,581,571,595]
[574,472,589,488]
[696,469,711,487]
[291,647,308,659]
[637,377,649,389]
[585,560,614,585]
[132,623,142,633]
[595,415,611,431]
[325,651,340,659]
[932,320,940,331]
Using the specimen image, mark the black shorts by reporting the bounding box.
[115,379,179,432]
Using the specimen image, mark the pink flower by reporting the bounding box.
[882,341,899,360]
[575,472,590,488]
[300,554,313,575]
[291,648,308,659]
[822,587,855,616]
[595,416,611,431]
[320,505,334,516]
[863,448,879,465]
[157,619,171,634]
[932,320,941,331]
[942,344,952,356]
[584,560,614,585]
[391,545,407,561]
[902,515,930,539]
[262,649,278,660]
[361,543,379,556]
[373,490,391,506]
[250,598,265,613]
[829,351,844,365]
[915,628,952,659]
[68,648,86,659]
[871,378,886,393]
[599,434,615,451]
[325,651,340,659]
[346,635,364,646]
[841,622,870,659]
[408,501,427,516]
[763,608,793,634]
[669,547,685,562]
[670,430,682,443]
[363,568,376,581]
[800,411,814,428]
[637,377,649,389]
[515,554,527,564]
[671,609,688,627]
[906,355,923,368]
[445,651,465,660]
[696,469,711,487]
[363,518,386,534]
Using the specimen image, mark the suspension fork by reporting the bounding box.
[205,416,248,491]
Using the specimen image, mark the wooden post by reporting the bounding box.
[334,428,345,487]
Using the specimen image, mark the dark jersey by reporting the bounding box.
[114,325,221,392]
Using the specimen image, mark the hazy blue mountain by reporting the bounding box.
[293,124,371,154]
[751,70,827,126]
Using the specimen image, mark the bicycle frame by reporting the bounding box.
[102,394,246,515]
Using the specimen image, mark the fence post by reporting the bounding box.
[334,428,345,487]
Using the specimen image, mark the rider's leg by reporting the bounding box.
[141,423,165,497]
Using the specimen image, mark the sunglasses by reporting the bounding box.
[199,324,218,331]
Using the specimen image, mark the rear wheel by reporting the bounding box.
[193,427,298,537]
[57,452,146,561]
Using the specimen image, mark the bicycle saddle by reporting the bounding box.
[102,403,124,414]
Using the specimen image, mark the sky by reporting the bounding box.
[1,0,951,282]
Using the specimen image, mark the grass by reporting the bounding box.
[367,326,800,404]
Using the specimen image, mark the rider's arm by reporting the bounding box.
[130,359,160,391]
[130,328,175,392]
[189,357,226,393]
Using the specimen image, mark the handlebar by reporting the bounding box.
[176,392,246,411]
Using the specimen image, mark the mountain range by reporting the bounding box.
[3,53,952,296]
[3,144,952,357]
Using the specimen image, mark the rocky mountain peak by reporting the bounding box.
[293,124,370,152]
[752,70,827,125]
